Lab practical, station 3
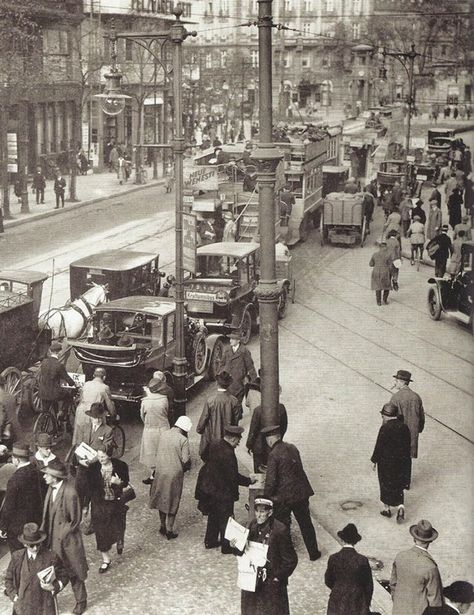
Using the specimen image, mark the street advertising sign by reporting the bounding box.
[7,133,17,173]
[410,137,426,149]
[183,161,219,191]
[183,212,197,274]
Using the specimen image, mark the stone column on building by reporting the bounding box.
[18,100,30,212]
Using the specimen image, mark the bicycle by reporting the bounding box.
[33,386,78,440]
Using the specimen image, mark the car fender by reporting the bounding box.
[230,301,256,328]
[204,332,227,357]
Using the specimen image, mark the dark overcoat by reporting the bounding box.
[246,403,288,467]
[371,419,411,505]
[220,344,257,399]
[88,458,129,552]
[41,480,88,581]
[324,546,374,615]
[263,441,313,506]
[241,517,298,615]
[38,357,75,402]
[369,249,392,291]
[0,464,44,550]
[196,389,241,459]
[5,546,69,615]
[195,439,251,512]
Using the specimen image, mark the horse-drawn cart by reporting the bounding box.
[0,270,50,414]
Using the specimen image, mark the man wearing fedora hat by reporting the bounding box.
[220,332,257,404]
[390,370,425,461]
[41,460,88,615]
[73,367,115,446]
[5,522,69,615]
[38,341,76,415]
[423,581,474,614]
[324,523,373,615]
[0,444,44,552]
[195,424,255,553]
[390,519,443,615]
[196,370,241,461]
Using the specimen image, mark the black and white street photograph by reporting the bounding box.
[0,0,472,613]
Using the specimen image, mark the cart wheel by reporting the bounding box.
[33,411,58,438]
[30,374,43,414]
[320,215,325,246]
[192,331,208,376]
[0,367,23,418]
[277,287,288,319]
[427,287,442,320]
[63,394,77,435]
[209,338,226,380]
[111,424,126,458]
[360,218,367,247]
[239,309,253,345]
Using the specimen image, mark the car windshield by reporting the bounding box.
[94,311,163,345]
[196,255,240,278]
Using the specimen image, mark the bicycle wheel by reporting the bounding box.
[62,396,77,435]
[112,424,126,458]
[33,411,59,438]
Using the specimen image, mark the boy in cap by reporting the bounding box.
[196,370,241,461]
[41,459,88,615]
[240,497,297,615]
[195,424,255,553]
[0,444,44,552]
[5,522,69,615]
[423,581,474,614]
[390,370,425,463]
[390,520,443,615]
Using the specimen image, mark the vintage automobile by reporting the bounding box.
[67,296,223,404]
[376,159,406,192]
[69,250,164,301]
[184,242,292,344]
[322,165,349,197]
[320,192,367,247]
[427,241,473,331]
[0,270,51,413]
[427,128,454,156]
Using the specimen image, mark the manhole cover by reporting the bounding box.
[340,500,363,511]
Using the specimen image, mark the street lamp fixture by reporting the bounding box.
[95,69,131,116]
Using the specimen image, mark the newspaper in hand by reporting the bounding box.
[75,442,97,462]
[224,518,249,553]
[37,565,56,584]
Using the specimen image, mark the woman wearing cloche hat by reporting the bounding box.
[324,523,373,615]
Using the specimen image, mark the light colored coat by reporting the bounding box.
[390,386,425,457]
[73,377,115,444]
[369,249,392,291]
[139,392,170,467]
[427,207,442,240]
[41,480,88,581]
[390,546,443,615]
[408,221,425,245]
[149,427,190,514]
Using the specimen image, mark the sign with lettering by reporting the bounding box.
[183,213,197,274]
[130,0,192,17]
[183,162,219,191]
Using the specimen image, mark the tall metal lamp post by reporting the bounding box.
[251,0,282,427]
[96,10,196,417]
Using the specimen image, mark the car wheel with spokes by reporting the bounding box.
[427,287,442,320]
[209,338,226,380]
[239,309,253,345]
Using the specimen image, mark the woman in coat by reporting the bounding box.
[426,200,442,240]
[447,187,463,230]
[240,498,298,615]
[325,523,373,615]
[88,443,130,572]
[369,242,393,306]
[407,215,425,265]
[149,416,192,539]
[371,402,411,522]
[140,376,170,484]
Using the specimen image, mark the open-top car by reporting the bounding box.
[377,159,406,191]
[427,241,473,331]
[70,250,164,301]
[67,296,222,404]
[427,128,454,156]
[184,242,292,344]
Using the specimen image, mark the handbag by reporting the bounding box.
[120,483,136,504]
[426,238,440,258]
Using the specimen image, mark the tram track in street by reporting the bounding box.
[280,302,474,446]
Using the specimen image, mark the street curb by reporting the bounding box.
[3,179,164,230]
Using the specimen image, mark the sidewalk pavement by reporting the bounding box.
[2,168,164,230]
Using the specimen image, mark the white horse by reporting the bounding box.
[38,284,108,340]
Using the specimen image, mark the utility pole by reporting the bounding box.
[250,0,282,427]
[278,0,286,120]
[383,44,419,186]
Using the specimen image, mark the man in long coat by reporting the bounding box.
[5,522,69,615]
[0,444,44,552]
[41,460,88,615]
[263,426,321,561]
[390,370,424,462]
[196,371,241,460]
[371,403,411,521]
[195,425,253,553]
[426,200,442,241]
[369,242,392,306]
[246,399,288,472]
[73,367,115,445]
[390,520,443,615]
[38,340,76,413]
[240,498,297,615]
[220,333,258,403]
[324,523,373,615]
